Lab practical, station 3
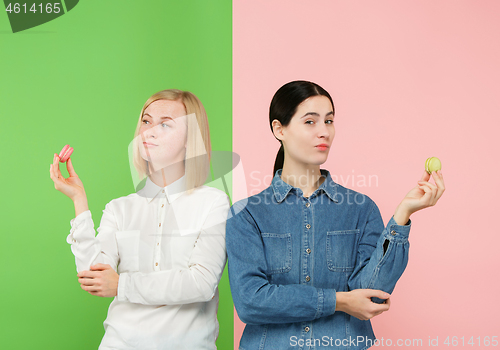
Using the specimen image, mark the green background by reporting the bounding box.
[0,1,233,349]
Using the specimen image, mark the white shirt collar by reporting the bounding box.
[138,175,187,204]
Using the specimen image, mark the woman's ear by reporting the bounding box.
[272,119,284,141]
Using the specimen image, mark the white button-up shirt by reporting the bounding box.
[67,175,230,350]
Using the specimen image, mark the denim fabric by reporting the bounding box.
[226,169,411,350]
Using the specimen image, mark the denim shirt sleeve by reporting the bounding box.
[347,201,411,303]
[226,204,337,325]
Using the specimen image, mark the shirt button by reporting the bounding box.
[157,242,160,246]
[305,276,310,282]
[390,230,396,236]
[306,248,311,254]
[306,224,311,229]
[304,326,310,332]
[162,190,165,193]
[161,204,164,208]
[305,203,310,208]
[155,262,158,266]
[159,223,162,227]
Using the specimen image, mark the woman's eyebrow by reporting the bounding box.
[301,111,334,118]
[142,113,174,121]
[301,112,320,118]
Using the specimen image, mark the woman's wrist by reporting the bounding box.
[335,291,347,312]
[393,204,411,225]
[73,194,89,217]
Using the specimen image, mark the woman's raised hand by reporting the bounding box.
[50,153,86,200]
[393,170,445,225]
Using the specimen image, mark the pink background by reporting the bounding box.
[233,0,500,349]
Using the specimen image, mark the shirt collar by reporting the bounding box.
[271,169,338,203]
[138,175,187,204]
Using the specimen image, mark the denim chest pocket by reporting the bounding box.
[326,229,360,272]
[116,230,140,273]
[261,233,292,274]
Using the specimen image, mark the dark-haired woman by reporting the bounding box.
[226,81,445,350]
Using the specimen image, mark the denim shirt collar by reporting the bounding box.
[271,169,338,203]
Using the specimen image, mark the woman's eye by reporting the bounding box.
[326,119,334,124]
[161,123,169,128]
[305,120,314,125]
[142,119,150,125]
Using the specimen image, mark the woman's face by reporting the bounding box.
[279,95,335,168]
[138,99,188,170]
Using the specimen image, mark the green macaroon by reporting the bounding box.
[425,157,442,174]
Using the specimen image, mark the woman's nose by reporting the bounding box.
[143,125,159,138]
[317,123,330,138]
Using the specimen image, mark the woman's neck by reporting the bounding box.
[148,163,185,188]
[280,161,325,198]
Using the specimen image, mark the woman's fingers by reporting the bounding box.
[51,154,64,180]
[78,277,95,286]
[66,157,78,177]
[78,270,108,296]
[50,163,64,189]
[427,173,441,205]
[418,176,439,202]
[52,153,77,181]
[365,289,391,312]
[81,283,99,292]
[345,289,392,320]
[78,272,100,292]
[420,170,431,182]
[50,153,88,202]
[417,182,435,205]
[50,155,70,194]
[375,300,390,312]
[90,263,113,271]
[431,170,446,202]
[77,270,99,279]
[368,298,390,320]
[418,179,438,191]
[50,155,57,178]
[49,163,56,181]
[366,289,390,300]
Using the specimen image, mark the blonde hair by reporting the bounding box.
[132,89,211,192]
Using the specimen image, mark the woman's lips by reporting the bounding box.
[143,142,158,147]
[316,144,328,151]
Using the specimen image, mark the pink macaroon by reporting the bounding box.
[58,144,74,163]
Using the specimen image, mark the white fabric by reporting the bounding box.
[67,175,230,350]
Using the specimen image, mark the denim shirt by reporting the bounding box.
[226,169,411,350]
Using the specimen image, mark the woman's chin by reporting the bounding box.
[148,159,186,172]
[308,156,329,166]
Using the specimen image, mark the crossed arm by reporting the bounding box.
[75,194,229,304]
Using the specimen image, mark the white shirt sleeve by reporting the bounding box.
[66,203,119,272]
[117,193,229,305]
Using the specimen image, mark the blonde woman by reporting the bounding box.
[50,89,229,350]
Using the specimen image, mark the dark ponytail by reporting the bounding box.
[273,144,285,176]
[269,80,335,176]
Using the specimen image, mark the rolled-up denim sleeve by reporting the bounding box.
[347,201,411,303]
[226,202,336,325]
